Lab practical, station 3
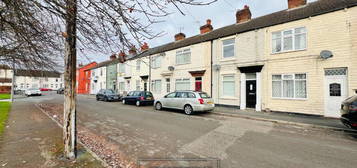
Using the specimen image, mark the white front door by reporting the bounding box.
[324,68,348,118]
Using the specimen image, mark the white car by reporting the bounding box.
[25,88,42,96]
[154,91,215,115]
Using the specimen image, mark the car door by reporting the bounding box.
[172,92,187,109]
[162,92,176,108]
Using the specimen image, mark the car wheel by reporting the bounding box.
[155,102,162,110]
[136,101,141,107]
[104,97,108,102]
[184,105,193,115]
[96,96,99,101]
[122,99,126,104]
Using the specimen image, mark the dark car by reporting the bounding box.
[96,89,121,102]
[57,88,64,94]
[340,95,357,129]
[122,91,154,106]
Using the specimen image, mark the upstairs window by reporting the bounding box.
[152,56,162,69]
[222,38,235,58]
[118,63,125,73]
[136,60,141,71]
[176,48,191,65]
[272,27,306,53]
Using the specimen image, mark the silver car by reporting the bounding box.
[25,88,42,96]
[154,91,215,115]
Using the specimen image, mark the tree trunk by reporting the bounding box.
[63,0,77,160]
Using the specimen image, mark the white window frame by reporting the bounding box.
[222,74,236,97]
[136,60,141,71]
[136,80,140,91]
[272,27,307,54]
[118,82,125,91]
[272,73,308,100]
[118,63,125,73]
[176,48,191,65]
[222,38,235,59]
[175,78,190,91]
[151,79,162,93]
[151,56,162,69]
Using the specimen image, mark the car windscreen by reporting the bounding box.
[133,91,142,96]
[105,89,115,94]
[199,92,211,98]
[145,92,153,97]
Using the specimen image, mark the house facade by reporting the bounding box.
[90,63,107,95]
[0,65,13,93]
[14,70,63,90]
[76,62,97,94]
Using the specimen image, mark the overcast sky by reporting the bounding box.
[79,0,317,64]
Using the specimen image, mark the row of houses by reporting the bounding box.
[81,0,357,118]
[0,64,63,93]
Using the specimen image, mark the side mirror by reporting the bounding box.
[164,95,167,98]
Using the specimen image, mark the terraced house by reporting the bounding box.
[89,0,357,118]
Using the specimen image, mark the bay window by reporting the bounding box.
[272,73,307,99]
[272,27,306,53]
[222,75,235,97]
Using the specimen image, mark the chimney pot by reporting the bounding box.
[141,42,149,51]
[118,51,126,63]
[174,33,186,41]
[129,46,137,55]
[236,5,252,24]
[110,54,117,60]
[200,19,214,34]
[288,0,307,9]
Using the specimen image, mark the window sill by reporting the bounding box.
[220,96,238,100]
[175,63,191,66]
[271,49,307,55]
[271,97,307,101]
[220,57,236,62]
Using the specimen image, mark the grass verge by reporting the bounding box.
[0,102,11,135]
[0,94,10,100]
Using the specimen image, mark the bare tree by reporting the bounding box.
[1,0,217,159]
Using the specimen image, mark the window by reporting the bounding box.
[272,27,306,53]
[166,92,176,98]
[176,48,191,65]
[56,84,58,88]
[152,56,162,69]
[222,38,235,58]
[136,60,141,71]
[152,80,162,93]
[272,73,307,99]
[136,80,140,90]
[329,83,341,96]
[175,79,190,91]
[166,78,170,93]
[222,75,235,97]
[100,68,103,76]
[119,82,125,91]
[119,63,125,73]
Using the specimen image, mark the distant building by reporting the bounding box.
[14,70,63,90]
[0,65,13,93]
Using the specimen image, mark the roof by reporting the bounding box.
[15,70,61,78]
[0,64,11,69]
[77,62,97,70]
[133,0,357,58]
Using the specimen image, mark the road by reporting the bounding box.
[17,92,357,168]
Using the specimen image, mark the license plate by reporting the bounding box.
[207,102,213,104]
[147,97,152,100]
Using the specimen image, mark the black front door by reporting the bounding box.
[246,80,256,108]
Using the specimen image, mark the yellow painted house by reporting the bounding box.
[111,0,357,118]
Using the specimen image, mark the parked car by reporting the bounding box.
[96,89,121,102]
[57,88,64,94]
[122,91,154,106]
[25,88,42,96]
[40,88,52,91]
[154,91,214,115]
[340,95,357,129]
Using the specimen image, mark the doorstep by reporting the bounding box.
[212,106,357,132]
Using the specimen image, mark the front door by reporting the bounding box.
[246,80,256,108]
[195,77,202,92]
[144,81,147,91]
[324,68,348,118]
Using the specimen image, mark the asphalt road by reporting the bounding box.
[18,92,357,168]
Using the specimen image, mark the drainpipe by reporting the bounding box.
[149,56,151,92]
[210,40,213,97]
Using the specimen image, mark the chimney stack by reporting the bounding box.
[118,51,126,63]
[236,5,251,24]
[141,42,149,51]
[200,19,214,34]
[288,0,307,9]
[109,54,117,60]
[129,46,137,55]
[174,33,186,41]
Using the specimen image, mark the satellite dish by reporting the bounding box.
[213,64,221,71]
[320,50,333,59]
[168,66,175,71]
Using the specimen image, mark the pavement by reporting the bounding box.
[2,93,357,168]
[0,93,103,168]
